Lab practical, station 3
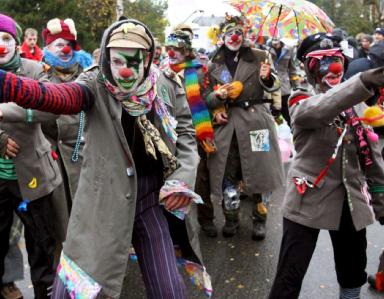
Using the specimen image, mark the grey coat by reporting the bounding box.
[283,74,384,231]
[205,46,284,201]
[269,44,299,96]
[0,58,62,201]
[61,68,202,298]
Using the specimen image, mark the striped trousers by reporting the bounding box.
[51,175,186,299]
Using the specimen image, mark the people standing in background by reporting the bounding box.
[20,28,43,61]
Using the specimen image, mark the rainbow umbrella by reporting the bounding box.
[228,0,335,40]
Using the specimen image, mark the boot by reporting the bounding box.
[252,202,267,241]
[200,221,218,238]
[222,219,239,237]
[252,221,266,241]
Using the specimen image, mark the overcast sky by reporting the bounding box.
[166,0,238,26]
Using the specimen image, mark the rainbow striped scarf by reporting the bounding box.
[170,60,215,153]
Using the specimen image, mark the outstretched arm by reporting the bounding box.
[0,69,94,114]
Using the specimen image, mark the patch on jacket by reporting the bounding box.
[249,129,270,152]
[288,94,309,107]
[219,69,232,84]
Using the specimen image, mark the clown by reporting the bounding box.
[0,19,212,299]
[204,15,283,240]
[39,18,92,244]
[0,14,62,299]
[269,33,384,299]
[164,25,218,237]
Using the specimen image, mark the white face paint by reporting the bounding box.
[46,38,73,62]
[224,27,243,52]
[166,46,186,65]
[0,32,16,65]
[110,48,145,93]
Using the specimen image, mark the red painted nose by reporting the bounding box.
[0,46,6,54]
[62,45,71,55]
[231,34,239,42]
[329,62,343,74]
[119,68,134,79]
[168,50,176,58]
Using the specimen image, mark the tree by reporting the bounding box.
[0,0,102,51]
[123,0,168,42]
[310,0,374,36]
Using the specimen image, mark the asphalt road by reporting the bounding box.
[17,163,384,299]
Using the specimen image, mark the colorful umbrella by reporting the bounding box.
[228,0,335,40]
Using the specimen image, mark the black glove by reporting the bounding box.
[360,66,384,90]
[270,106,281,118]
[379,216,384,225]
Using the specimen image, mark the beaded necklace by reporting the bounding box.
[71,110,85,162]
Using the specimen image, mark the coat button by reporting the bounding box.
[126,167,134,177]
[126,193,131,199]
[344,178,347,182]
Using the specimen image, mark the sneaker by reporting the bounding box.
[0,283,23,299]
[201,221,218,238]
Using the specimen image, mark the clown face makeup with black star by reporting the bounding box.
[0,32,16,65]
[46,38,73,62]
[110,48,146,93]
[224,27,243,52]
[165,46,186,65]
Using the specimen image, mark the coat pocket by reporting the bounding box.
[35,146,57,182]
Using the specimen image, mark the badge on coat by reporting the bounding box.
[219,69,232,84]
[249,129,270,152]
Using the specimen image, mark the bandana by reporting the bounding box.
[170,60,215,153]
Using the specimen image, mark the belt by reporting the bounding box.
[227,98,272,109]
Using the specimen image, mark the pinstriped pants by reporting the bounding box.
[51,175,186,299]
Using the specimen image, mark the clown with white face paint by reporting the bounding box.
[42,18,92,74]
[204,14,282,241]
[109,48,146,93]
[0,14,65,299]
[46,38,74,63]
[0,32,16,65]
[223,27,243,52]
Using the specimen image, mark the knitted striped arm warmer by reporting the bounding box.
[0,69,93,114]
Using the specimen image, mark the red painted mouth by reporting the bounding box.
[323,71,343,87]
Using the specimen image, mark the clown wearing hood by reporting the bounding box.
[0,19,212,299]
[204,15,283,240]
[163,25,219,237]
[268,33,384,299]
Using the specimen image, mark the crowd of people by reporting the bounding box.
[0,9,384,299]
